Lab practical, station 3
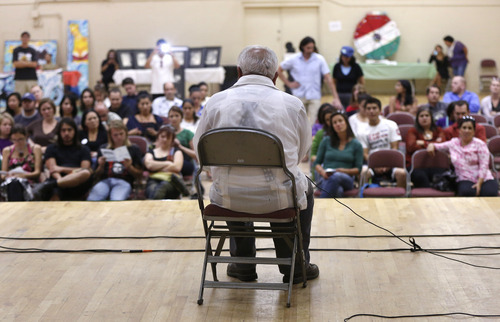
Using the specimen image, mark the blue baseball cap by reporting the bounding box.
[340,46,354,57]
[22,93,35,101]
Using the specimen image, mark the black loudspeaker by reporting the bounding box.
[221,65,238,91]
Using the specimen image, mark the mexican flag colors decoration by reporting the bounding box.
[354,12,400,60]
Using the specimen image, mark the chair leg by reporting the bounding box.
[286,235,298,308]
[198,233,212,305]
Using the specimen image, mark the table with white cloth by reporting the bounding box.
[358,62,436,80]
[113,67,226,85]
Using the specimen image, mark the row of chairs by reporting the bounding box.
[387,111,500,130]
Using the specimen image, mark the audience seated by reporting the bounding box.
[5,92,22,117]
[189,85,204,116]
[33,118,93,201]
[345,84,367,117]
[94,83,111,108]
[26,98,59,153]
[406,106,447,187]
[87,120,143,201]
[79,110,108,163]
[59,94,81,127]
[444,100,486,142]
[168,106,197,177]
[348,93,372,138]
[480,77,500,124]
[144,125,188,199]
[198,81,211,106]
[311,103,331,136]
[310,105,335,164]
[0,113,14,152]
[109,87,132,124]
[314,112,363,197]
[419,85,447,121]
[443,76,480,113]
[152,82,183,117]
[180,99,199,134]
[388,80,418,115]
[428,116,498,196]
[30,84,44,109]
[80,88,96,113]
[358,97,406,189]
[1,124,42,201]
[127,93,163,142]
[121,77,139,114]
[94,101,121,130]
[14,93,42,127]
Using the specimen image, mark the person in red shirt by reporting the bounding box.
[444,100,486,142]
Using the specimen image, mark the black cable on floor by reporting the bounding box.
[344,312,500,321]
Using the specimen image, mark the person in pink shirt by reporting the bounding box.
[427,116,498,196]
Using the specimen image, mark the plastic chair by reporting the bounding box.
[195,127,306,307]
[493,114,500,129]
[128,135,150,156]
[398,124,414,155]
[361,149,409,197]
[480,123,498,140]
[479,59,498,92]
[471,114,488,124]
[487,135,500,171]
[409,149,455,197]
[387,112,415,125]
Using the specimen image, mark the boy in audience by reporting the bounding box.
[121,77,138,113]
[358,97,406,188]
[421,85,447,121]
[109,87,132,124]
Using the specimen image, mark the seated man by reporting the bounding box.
[152,82,183,117]
[94,101,121,130]
[443,76,480,113]
[444,100,486,142]
[358,97,406,188]
[420,85,447,121]
[194,45,318,284]
[33,118,93,201]
[14,93,41,127]
[121,77,138,113]
[109,87,132,124]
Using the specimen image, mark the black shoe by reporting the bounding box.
[32,179,56,201]
[283,263,319,284]
[227,263,258,282]
[170,174,190,197]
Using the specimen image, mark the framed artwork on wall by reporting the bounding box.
[171,46,189,68]
[117,50,134,69]
[188,47,205,68]
[204,47,221,67]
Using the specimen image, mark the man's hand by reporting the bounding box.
[286,81,300,89]
[332,97,343,110]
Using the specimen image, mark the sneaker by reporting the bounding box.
[32,179,56,201]
[227,263,258,282]
[283,263,319,284]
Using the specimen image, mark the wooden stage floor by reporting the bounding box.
[0,198,499,321]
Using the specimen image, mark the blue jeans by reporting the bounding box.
[452,62,467,76]
[320,172,354,198]
[87,177,132,201]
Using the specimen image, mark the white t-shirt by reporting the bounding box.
[358,118,401,152]
[150,54,175,94]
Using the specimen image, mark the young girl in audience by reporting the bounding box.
[1,125,42,201]
[144,125,188,199]
[80,88,96,113]
[310,105,335,164]
[348,93,371,138]
[406,106,447,187]
[388,80,417,114]
[180,99,199,134]
[312,103,332,136]
[79,110,108,164]
[6,92,22,117]
[0,113,14,152]
[87,120,143,201]
[127,93,163,142]
[345,84,367,117]
[428,116,498,196]
[59,94,81,128]
[168,106,197,177]
[314,112,363,197]
[26,98,59,153]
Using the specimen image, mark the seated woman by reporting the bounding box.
[310,105,335,164]
[127,93,163,142]
[480,77,500,126]
[79,110,108,164]
[314,112,363,198]
[312,103,332,137]
[0,113,14,152]
[87,120,143,201]
[1,125,42,201]
[80,88,96,113]
[59,94,81,128]
[406,107,447,187]
[345,84,367,117]
[180,99,199,134]
[388,80,418,115]
[428,116,498,196]
[144,125,188,199]
[168,106,197,177]
[6,92,22,117]
[26,98,59,153]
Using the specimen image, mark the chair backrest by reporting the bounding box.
[471,114,487,123]
[494,114,500,128]
[382,105,390,116]
[398,124,414,143]
[387,112,415,125]
[129,135,150,156]
[410,149,450,173]
[480,123,499,139]
[487,135,500,155]
[481,59,496,68]
[367,149,406,169]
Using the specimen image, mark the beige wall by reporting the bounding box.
[1,0,499,93]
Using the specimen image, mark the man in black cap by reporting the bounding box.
[14,93,42,127]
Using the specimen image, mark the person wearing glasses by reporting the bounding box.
[427,116,498,196]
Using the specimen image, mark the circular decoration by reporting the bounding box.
[354,11,401,60]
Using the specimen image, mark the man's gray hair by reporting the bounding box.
[237,45,278,79]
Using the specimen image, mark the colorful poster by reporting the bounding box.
[3,40,58,73]
[67,20,89,94]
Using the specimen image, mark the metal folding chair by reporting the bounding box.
[194,127,307,307]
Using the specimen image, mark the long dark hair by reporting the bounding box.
[56,118,80,147]
[6,92,21,117]
[329,112,355,148]
[320,106,336,134]
[80,88,96,112]
[81,109,106,133]
[182,99,198,122]
[397,80,414,106]
[60,94,78,118]
[415,106,437,133]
